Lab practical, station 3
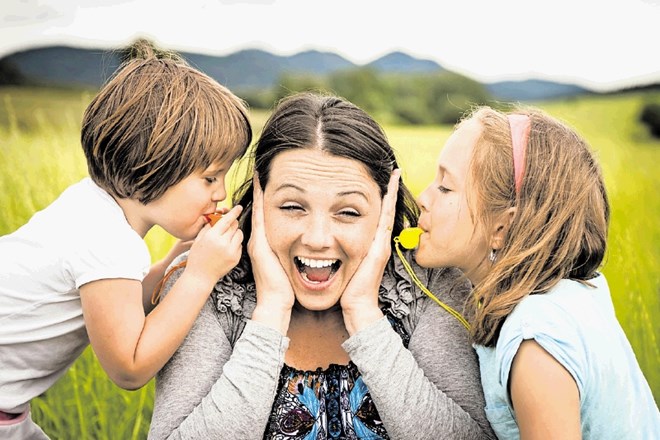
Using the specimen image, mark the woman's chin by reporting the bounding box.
[292,294,342,313]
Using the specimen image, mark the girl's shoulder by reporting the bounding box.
[510,273,609,320]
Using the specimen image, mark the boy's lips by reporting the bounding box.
[203,212,223,226]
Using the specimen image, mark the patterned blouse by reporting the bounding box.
[263,311,409,440]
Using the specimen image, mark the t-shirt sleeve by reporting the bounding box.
[497,295,587,404]
[68,218,150,288]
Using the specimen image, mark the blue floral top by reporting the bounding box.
[263,312,409,440]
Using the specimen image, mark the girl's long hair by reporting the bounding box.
[465,107,610,346]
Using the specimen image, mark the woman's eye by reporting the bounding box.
[339,209,360,217]
[437,185,451,193]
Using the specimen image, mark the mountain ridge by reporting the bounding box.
[0,44,596,101]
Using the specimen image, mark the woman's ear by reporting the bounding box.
[490,207,516,251]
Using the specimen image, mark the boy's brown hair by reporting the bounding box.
[81,40,252,204]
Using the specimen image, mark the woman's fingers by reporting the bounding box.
[250,173,265,239]
[373,168,400,251]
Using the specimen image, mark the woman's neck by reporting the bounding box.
[286,304,350,370]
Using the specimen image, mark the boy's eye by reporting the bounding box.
[205,177,218,184]
[280,204,303,211]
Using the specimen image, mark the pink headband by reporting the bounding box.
[507,114,531,194]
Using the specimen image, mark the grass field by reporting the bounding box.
[1,86,658,438]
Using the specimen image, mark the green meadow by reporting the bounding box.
[1,86,658,439]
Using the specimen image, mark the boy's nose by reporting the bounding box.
[212,183,227,202]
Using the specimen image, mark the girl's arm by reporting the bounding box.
[79,206,243,390]
[510,340,581,440]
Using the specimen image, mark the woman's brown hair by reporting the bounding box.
[464,106,610,346]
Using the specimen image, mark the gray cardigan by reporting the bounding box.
[148,250,495,440]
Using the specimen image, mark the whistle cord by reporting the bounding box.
[393,238,471,331]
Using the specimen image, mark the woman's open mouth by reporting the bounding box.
[294,256,342,284]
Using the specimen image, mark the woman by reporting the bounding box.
[414,106,659,439]
[148,92,495,439]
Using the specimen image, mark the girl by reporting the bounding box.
[414,106,659,439]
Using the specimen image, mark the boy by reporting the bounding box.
[0,42,251,438]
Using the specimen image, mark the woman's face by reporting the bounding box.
[263,148,382,311]
[415,118,490,282]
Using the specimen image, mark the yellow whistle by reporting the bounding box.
[397,227,423,250]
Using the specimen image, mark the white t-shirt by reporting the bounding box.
[0,178,150,412]
[476,274,660,439]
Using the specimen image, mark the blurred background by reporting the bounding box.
[1,1,658,438]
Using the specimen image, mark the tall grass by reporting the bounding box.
[0,86,658,438]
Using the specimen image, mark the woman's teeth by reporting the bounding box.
[297,257,336,268]
[295,257,341,283]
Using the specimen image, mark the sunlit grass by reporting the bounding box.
[0,86,658,438]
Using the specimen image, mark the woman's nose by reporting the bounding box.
[300,215,332,249]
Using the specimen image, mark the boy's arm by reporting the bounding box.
[141,239,193,314]
[80,206,243,390]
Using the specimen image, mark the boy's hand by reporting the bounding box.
[185,205,244,287]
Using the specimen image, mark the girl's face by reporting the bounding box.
[146,161,230,240]
[415,118,491,282]
[263,149,382,311]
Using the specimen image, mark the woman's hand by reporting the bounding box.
[341,169,400,335]
[248,174,295,334]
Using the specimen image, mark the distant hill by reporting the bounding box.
[366,51,443,73]
[485,79,592,102]
[0,46,122,88]
[0,44,595,102]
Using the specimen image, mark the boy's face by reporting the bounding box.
[147,161,231,240]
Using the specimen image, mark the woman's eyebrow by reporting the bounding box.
[274,184,369,202]
[337,190,369,202]
[274,183,306,192]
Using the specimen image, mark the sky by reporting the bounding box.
[1,0,659,92]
